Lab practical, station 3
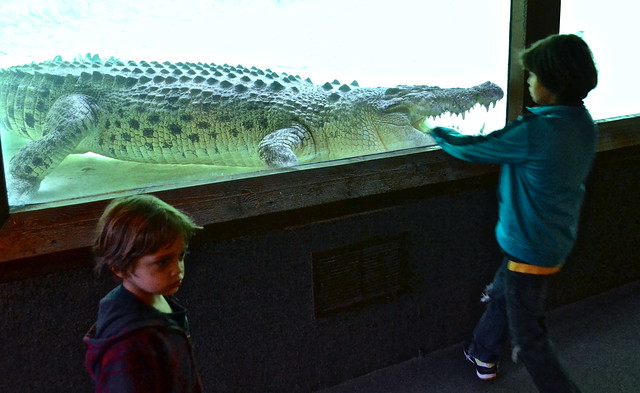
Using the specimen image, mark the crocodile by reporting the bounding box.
[0,55,503,202]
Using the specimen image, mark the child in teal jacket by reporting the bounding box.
[431,34,598,392]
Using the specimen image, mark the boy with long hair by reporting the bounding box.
[430,34,598,392]
[84,194,203,393]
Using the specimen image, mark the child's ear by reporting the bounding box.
[112,267,127,279]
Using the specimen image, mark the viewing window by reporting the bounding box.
[560,0,640,120]
[0,0,509,211]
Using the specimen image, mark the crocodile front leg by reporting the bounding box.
[8,94,99,203]
[258,125,314,167]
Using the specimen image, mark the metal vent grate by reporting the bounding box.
[312,235,407,317]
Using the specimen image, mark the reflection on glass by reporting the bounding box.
[560,1,640,120]
[0,0,509,209]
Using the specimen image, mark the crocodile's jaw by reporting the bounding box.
[380,81,504,121]
[317,81,504,157]
[379,81,504,136]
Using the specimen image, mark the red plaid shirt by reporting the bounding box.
[84,286,203,393]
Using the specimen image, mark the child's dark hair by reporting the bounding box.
[93,194,202,277]
[520,34,598,104]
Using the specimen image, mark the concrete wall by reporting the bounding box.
[1,153,638,393]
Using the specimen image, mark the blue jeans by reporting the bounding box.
[466,257,581,393]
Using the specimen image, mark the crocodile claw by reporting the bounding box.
[6,173,39,206]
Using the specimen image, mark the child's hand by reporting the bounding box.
[416,118,438,133]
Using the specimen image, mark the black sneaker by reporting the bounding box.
[463,346,498,381]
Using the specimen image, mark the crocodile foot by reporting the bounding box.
[6,173,40,206]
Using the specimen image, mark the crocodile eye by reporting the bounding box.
[381,103,410,115]
[384,87,401,96]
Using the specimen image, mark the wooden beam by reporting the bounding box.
[507,0,561,121]
[0,147,499,264]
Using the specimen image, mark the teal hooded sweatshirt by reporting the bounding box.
[431,105,598,266]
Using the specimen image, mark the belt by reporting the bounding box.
[507,260,563,275]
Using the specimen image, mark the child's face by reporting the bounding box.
[527,72,557,105]
[117,236,187,305]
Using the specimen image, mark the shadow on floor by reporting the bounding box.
[316,280,640,393]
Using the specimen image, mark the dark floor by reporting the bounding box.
[316,280,640,393]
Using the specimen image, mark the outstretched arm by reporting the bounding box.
[430,120,531,165]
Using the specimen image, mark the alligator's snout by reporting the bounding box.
[381,81,504,127]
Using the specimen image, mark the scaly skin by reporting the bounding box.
[0,55,503,201]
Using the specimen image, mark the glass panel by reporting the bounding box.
[560,1,640,120]
[0,0,509,209]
